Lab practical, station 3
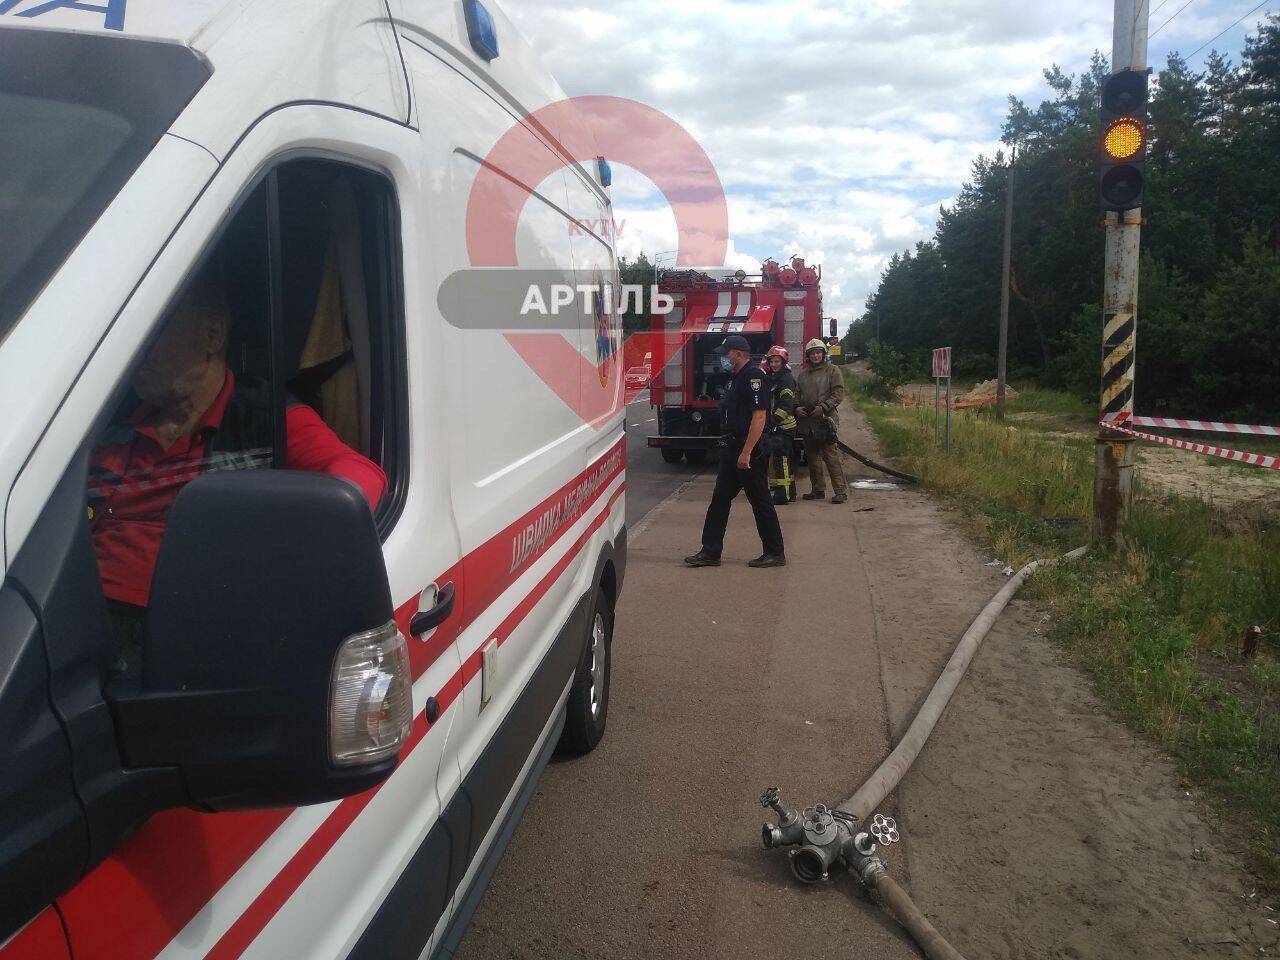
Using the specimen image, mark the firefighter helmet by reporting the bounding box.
[805,338,827,355]
[766,345,790,364]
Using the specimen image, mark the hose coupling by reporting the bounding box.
[841,825,893,888]
[853,853,888,887]
[759,786,804,849]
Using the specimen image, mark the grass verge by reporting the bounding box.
[850,375,1280,891]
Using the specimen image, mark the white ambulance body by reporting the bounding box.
[0,2,625,958]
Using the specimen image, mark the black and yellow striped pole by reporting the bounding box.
[1101,242,1138,420]
[1094,0,1148,545]
[1095,211,1141,544]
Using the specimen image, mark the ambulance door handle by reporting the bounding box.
[410,582,456,637]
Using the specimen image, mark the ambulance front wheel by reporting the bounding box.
[558,583,613,756]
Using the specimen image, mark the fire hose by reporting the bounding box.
[834,438,919,485]
[759,546,1088,959]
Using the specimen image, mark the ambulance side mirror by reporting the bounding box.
[108,470,411,810]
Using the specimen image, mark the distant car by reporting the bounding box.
[626,364,652,390]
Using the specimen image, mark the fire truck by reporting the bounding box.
[646,256,824,464]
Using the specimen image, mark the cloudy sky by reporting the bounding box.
[503,0,1270,332]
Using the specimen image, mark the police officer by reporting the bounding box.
[684,336,786,568]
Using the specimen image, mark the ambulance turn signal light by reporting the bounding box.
[330,621,414,767]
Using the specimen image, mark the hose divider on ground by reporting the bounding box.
[839,545,1086,821]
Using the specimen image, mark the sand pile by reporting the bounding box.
[963,379,1018,401]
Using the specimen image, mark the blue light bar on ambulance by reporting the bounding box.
[597,157,613,188]
[464,0,500,61]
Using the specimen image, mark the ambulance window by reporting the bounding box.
[0,30,209,345]
[89,160,403,652]
[275,159,405,529]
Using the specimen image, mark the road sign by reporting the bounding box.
[931,347,953,451]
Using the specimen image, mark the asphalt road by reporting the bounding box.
[623,390,702,527]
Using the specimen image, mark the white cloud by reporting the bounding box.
[502,0,1259,333]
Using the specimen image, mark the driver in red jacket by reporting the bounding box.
[89,273,387,611]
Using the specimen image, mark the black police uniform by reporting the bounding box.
[698,361,785,559]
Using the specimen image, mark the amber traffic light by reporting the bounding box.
[1099,70,1149,211]
[1103,118,1144,160]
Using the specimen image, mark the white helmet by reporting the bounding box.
[805,338,827,356]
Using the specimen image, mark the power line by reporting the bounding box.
[1150,0,1201,39]
[1137,0,1175,42]
[1187,0,1270,57]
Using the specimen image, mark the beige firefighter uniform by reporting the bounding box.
[796,347,847,498]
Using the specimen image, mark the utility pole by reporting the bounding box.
[1093,0,1148,546]
[996,146,1015,421]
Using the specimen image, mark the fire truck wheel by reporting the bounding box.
[660,449,684,464]
[558,583,613,756]
[684,450,707,465]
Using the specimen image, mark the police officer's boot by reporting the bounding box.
[684,551,721,567]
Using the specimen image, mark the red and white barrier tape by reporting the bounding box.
[1101,412,1280,437]
[1104,421,1280,471]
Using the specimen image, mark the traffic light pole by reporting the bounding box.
[1093,0,1148,546]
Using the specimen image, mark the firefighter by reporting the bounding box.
[796,337,848,504]
[684,336,785,568]
[764,345,797,505]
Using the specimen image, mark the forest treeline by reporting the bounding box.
[843,15,1280,420]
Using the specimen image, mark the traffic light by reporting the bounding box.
[1099,69,1149,211]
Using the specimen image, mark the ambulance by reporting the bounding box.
[0,2,626,958]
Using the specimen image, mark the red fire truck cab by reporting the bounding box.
[646,257,823,463]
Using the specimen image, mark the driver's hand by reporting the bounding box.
[737,451,751,469]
